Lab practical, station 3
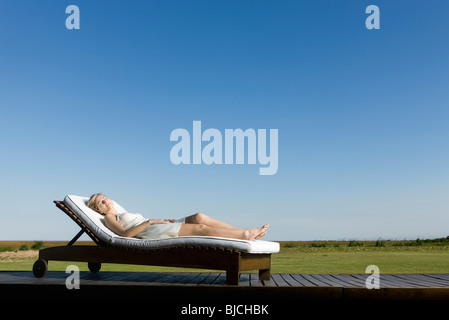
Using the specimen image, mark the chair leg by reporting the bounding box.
[259,268,271,281]
[226,269,240,285]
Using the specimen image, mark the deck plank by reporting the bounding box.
[307,274,337,286]
[199,272,221,285]
[261,274,277,287]
[389,274,431,288]
[428,274,449,281]
[392,274,449,287]
[328,274,362,287]
[298,274,330,286]
[211,273,227,285]
[239,273,250,286]
[349,273,407,288]
[289,274,317,286]
[280,274,302,287]
[271,274,290,286]
[422,274,449,286]
[249,273,264,287]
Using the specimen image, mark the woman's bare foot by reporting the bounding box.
[255,232,266,240]
[255,224,269,240]
[245,224,269,241]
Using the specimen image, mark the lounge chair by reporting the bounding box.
[32,195,280,285]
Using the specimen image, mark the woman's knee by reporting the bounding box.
[187,212,208,224]
[196,212,208,223]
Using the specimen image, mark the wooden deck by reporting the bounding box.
[2,271,449,302]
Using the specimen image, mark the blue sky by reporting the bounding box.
[0,1,448,241]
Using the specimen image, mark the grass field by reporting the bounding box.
[1,239,449,274]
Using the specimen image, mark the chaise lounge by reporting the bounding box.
[32,195,280,285]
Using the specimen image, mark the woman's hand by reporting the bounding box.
[148,219,175,225]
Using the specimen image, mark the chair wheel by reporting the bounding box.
[88,262,101,273]
[33,259,48,278]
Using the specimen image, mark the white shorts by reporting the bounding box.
[135,217,185,240]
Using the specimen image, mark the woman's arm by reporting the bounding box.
[104,214,152,238]
[104,215,172,238]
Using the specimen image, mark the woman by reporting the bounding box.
[87,193,269,241]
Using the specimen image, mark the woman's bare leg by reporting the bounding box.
[178,223,269,240]
[185,212,241,230]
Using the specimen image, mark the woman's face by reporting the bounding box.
[95,194,114,214]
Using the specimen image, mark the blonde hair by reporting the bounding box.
[87,193,105,215]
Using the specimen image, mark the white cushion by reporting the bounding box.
[63,195,280,254]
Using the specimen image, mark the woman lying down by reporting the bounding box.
[87,193,269,241]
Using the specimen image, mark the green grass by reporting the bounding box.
[2,240,449,274]
[273,245,449,274]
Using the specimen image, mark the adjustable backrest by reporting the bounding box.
[56,194,127,245]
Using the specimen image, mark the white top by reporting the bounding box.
[117,212,147,230]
